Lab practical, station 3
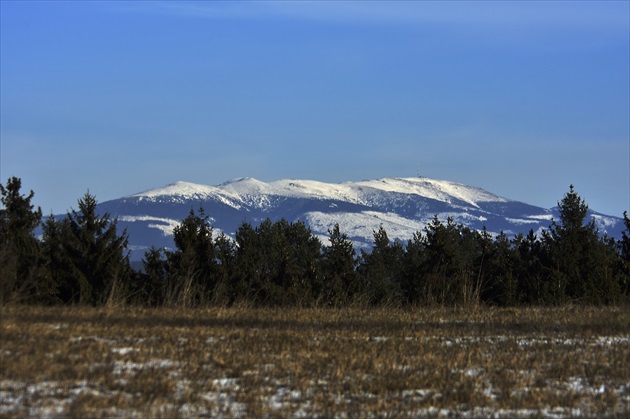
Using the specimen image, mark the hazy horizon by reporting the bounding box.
[1,1,628,216]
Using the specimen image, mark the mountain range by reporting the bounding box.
[89,177,624,261]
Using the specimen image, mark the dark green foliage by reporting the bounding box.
[320,223,359,307]
[0,177,48,303]
[512,230,546,304]
[400,231,426,306]
[40,215,74,303]
[478,231,518,306]
[232,218,322,306]
[618,212,630,296]
[415,217,480,306]
[358,226,404,306]
[140,208,223,307]
[542,186,621,304]
[136,246,170,306]
[41,192,131,305]
[212,232,237,305]
[3,178,628,308]
[168,208,217,306]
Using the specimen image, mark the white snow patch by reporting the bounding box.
[506,218,542,225]
[111,347,137,356]
[525,214,554,221]
[119,215,180,236]
[304,210,426,246]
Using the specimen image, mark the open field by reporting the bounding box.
[0,305,628,418]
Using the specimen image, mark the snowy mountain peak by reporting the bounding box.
[130,176,511,208]
[98,175,624,260]
[360,177,509,207]
[129,181,220,200]
[219,177,270,194]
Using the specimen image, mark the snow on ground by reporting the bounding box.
[304,210,428,245]
[119,215,180,236]
[119,215,227,240]
[1,332,627,418]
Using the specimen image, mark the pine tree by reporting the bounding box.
[513,230,546,304]
[212,232,236,305]
[0,177,47,303]
[401,231,427,305]
[282,219,322,306]
[621,212,630,264]
[232,221,261,303]
[616,211,630,298]
[46,192,131,305]
[480,231,518,306]
[358,226,404,306]
[543,185,619,304]
[139,246,170,306]
[40,215,74,303]
[320,223,359,306]
[420,217,471,305]
[232,218,321,306]
[168,207,217,306]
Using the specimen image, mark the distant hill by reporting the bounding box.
[86,176,624,260]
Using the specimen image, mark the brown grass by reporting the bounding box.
[1,305,628,417]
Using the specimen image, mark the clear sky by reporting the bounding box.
[1,1,629,217]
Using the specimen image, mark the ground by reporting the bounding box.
[0,305,628,418]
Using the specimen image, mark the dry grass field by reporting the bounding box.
[0,305,628,418]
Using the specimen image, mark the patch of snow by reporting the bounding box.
[111,347,137,355]
[594,336,630,346]
[120,215,180,236]
[212,377,240,389]
[525,214,554,221]
[506,218,542,225]
[304,210,427,246]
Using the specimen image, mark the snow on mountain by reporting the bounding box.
[131,177,507,208]
[92,176,625,260]
[132,181,219,200]
[352,177,508,207]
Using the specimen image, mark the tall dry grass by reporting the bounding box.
[1,305,628,417]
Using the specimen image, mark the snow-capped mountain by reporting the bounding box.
[92,177,625,260]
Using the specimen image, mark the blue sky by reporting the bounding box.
[1,1,628,217]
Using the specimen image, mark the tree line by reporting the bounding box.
[1,176,629,307]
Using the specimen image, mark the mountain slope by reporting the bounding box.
[93,177,625,260]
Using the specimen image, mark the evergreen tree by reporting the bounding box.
[139,246,170,306]
[401,231,428,306]
[45,192,131,305]
[513,230,546,304]
[320,223,359,306]
[40,215,74,303]
[168,207,217,306]
[212,232,237,305]
[479,231,518,305]
[420,217,477,305]
[543,186,619,304]
[282,219,322,305]
[618,212,630,298]
[358,226,404,306]
[232,219,321,306]
[232,221,261,303]
[0,177,48,303]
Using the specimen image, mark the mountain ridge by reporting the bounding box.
[89,176,624,260]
